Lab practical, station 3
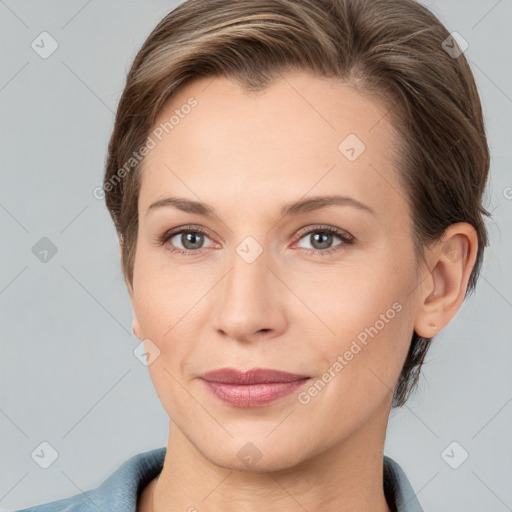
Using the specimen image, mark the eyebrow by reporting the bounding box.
[146,194,376,218]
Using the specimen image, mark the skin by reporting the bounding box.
[130,71,478,512]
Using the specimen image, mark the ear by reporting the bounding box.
[414,222,479,338]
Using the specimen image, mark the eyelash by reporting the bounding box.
[157,224,354,257]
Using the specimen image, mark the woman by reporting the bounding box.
[15,0,490,510]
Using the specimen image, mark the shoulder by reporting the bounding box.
[12,447,167,512]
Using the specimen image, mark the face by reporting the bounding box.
[128,71,424,471]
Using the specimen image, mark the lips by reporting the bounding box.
[199,367,309,384]
[199,367,311,407]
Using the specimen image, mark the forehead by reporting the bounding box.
[139,72,406,222]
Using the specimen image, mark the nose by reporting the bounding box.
[212,241,288,343]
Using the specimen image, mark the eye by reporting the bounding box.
[294,225,354,255]
[157,225,216,255]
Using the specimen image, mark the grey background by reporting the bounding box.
[1,1,511,510]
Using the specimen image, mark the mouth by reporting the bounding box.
[200,367,309,384]
[199,367,311,407]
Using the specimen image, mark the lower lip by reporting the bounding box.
[201,378,310,407]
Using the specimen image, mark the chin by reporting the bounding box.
[197,435,314,474]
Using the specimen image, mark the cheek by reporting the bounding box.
[131,255,208,383]
[312,258,416,395]
[131,246,201,335]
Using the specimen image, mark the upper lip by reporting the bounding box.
[199,367,310,384]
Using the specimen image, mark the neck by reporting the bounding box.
[145,399,393,512]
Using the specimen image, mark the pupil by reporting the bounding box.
[312,232,331,249]
[183,232,203,249]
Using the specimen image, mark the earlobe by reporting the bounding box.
[413,223,478,338]
[132,313,141,339]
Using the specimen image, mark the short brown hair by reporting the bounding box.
[103,0,491,408]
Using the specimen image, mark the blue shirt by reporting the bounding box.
[13,447,424,511]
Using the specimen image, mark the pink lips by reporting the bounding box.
[199,367,310,407]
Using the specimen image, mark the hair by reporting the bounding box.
[103,0,490,408]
